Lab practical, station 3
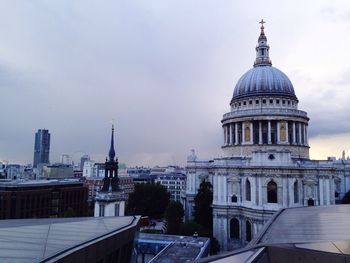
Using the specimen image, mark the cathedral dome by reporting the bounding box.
[231,19,297,102]
[232,66,296,100]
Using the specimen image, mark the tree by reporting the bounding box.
[179,221,208,237]
[193,180,213,230]
[342,191,350,204]
[164,201,184,234]
[63,207,76,217]
[192,180,220,255]
[126,183,170,219]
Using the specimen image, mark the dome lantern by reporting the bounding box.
[254,19,272,67]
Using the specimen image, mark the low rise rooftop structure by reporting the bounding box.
[0,216,140,262]
[135,233,210,263]
[198,205,350,263]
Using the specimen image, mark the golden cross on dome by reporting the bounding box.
[259,19,266,27]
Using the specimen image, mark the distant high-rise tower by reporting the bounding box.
[33,129,50,168]
[80,155,90,171]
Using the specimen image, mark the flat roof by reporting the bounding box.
[0,216,139,262]
[198,205,350,263]
[0,179,82,189]
[253,204,350,245]
[138,233,209,263]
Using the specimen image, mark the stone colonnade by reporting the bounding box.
[223,120,308,146]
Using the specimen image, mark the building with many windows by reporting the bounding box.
[184,22,350,251]
[33,129,50,168]
[0,179,88,219]
[154,166,186,202]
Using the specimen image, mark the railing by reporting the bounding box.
[222,108,308,120]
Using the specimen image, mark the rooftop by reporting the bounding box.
[0,216,139,262]
[136,233,210,263]
[0,179,82,188]
[198,205,350,263]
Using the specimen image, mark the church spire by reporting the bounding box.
[254,19,272,67]
[108,124,116,161]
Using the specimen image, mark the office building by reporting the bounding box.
[33,129,50,168]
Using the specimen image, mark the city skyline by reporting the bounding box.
[1,1,350,166]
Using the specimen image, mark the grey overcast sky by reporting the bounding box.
[1,0,350,166]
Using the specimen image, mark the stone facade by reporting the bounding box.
[184,22,350,251]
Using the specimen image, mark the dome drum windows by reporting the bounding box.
[223,120,308,147]
[243,122,252,143]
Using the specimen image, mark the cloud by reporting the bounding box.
[1,0,350,166]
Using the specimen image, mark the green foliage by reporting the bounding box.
[191,180,219,255]
[126,183,170,219]
[342,191,350,204]
[179,221,209,237]
[63,207,76,218]
[194,180,213,230]
[164,201,184,235]
[140,229,163,234]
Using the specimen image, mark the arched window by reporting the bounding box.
[246,179,251,201]
[294,181,299,203]
[246,220,252,242]
[230,218,240,239]
[267,181,277,203]
[231,195,237,203]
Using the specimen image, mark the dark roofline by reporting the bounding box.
[40,216,140,263]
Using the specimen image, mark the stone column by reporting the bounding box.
[228,124,232,145]
[325,178,330,205]
[258,176,262,206]
[250,122,253,144]
[223,126,226,145]
[231,123,234,145]
[235,123,238,145]
[285,121,289,144]
[292,122,296,144]
[268,120,272,144]
[319,178,324,205]
[259,121,262,144]
[277,121,280,144]
[242,123,245,145]
[298,122,302,145]
[283,178,288,207]
[223,175,227,205]
[304,124,308,146]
